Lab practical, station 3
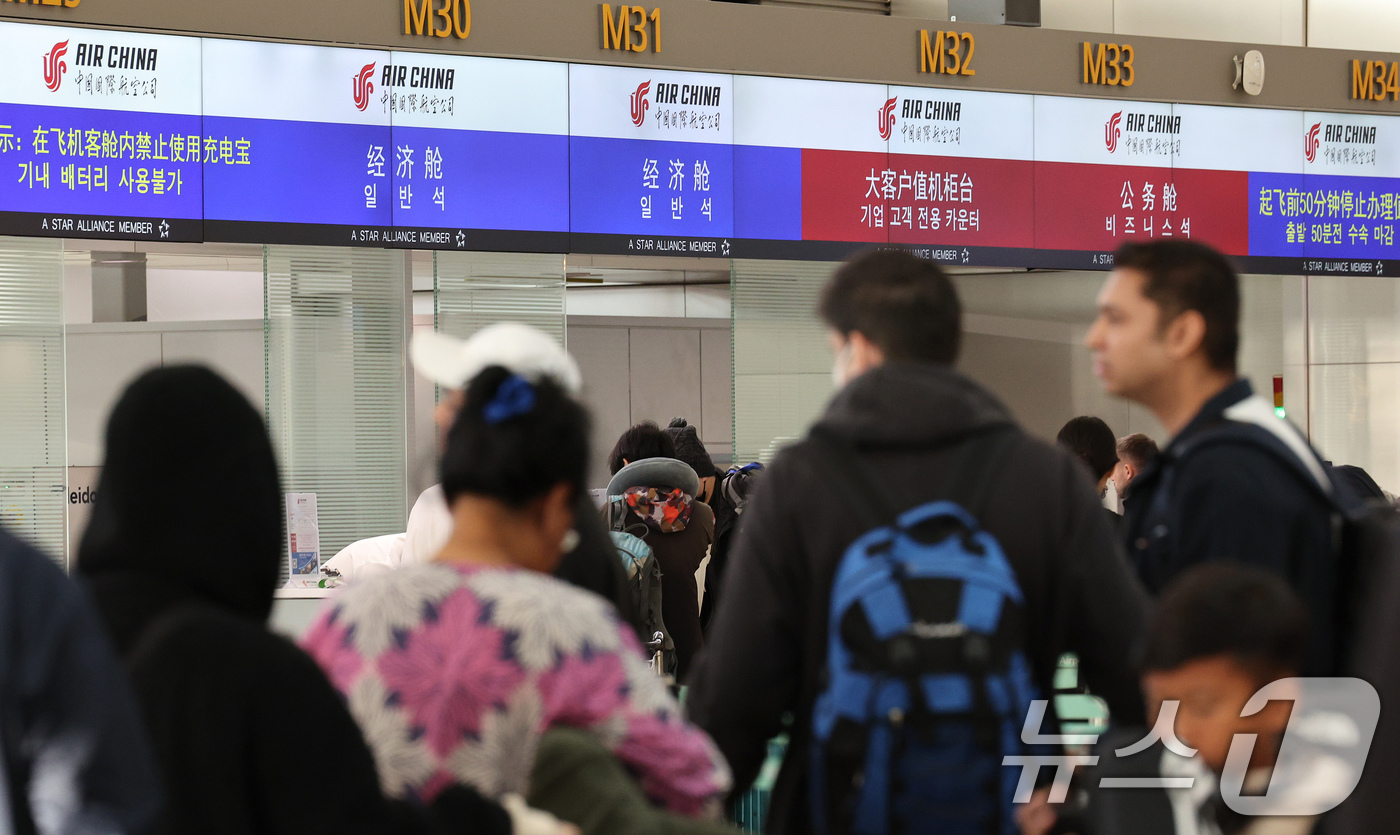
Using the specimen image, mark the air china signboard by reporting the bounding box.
[388,52,569,251]
[728,78,1036,263]
[1285,112,1400,273]
[200,39,393,245]
[1032,96,1184,264]
[6,19,1400,272]
[731,75,889,257]
[0,22,203,240]
[886,87,1034,264]
[568,64,734,256]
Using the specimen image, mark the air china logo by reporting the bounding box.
[353,63,376,112]
[43,41,69,92]
[630,81,651,127]
[1105,111,1123,153]
[1307,121,1378,166]
[878,97,897,141]
[1305,123,1321,163]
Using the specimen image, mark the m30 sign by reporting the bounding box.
[403,0,470,40]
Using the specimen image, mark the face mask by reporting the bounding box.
[831,341,854,388]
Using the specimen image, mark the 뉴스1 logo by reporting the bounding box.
[1007,679,1380,818]
[878,97,897,141]
[1105,111,1123,153]
[630,80,651,127]
[1305,123,1321,163]
[44,41,69,92]
[353,63,376,112]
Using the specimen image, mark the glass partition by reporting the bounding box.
[1308,274,1400,492]
[0,238,66,564]
[731,259,834,464]
[265,245,409,582]
[435,252,567,345]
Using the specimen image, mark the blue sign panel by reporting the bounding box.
[570,136,733,237]
[0,22,204,240]
[568,64,734,257]
[200,39,393,245]
[387,53,570,251]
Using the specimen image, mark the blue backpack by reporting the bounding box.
[809,431,1041,835]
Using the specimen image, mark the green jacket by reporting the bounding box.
[529,727,741,835]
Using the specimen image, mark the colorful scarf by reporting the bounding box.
[624,486,694,533]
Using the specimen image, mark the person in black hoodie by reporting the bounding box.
[685,250,1148,834]
[76,365,516,835]
[0,525,162,834]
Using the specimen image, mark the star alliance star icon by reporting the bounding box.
[159,219,170,238]
[455,230,466,248]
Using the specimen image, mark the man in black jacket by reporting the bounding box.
[1086,240,1341,675]
[686,250,1148,834]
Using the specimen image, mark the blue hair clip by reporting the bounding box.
[483,374,536,424]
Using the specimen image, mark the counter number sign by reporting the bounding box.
[919,30,975,77]
[602,4,661,54]
[2,0,81,8]
[1352,59,1400,102]
[403,0,470,39]
[1082,42,1135,87]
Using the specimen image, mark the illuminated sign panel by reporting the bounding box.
[388,52,568,251]
[569,63,733,257]
[201,39,393,245]
[1,20,1398,274]
[0,21,202,240]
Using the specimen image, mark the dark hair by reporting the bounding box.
[441,366,589,507]
[1056,416,1118,481]
[1116,433,1159,470]
[607,421,676,476]
[1113,240,1240,373]
[77,365,282,625]
[818,249,961,364]
[1142,563,1309,679]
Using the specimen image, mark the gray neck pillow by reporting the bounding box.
[607,457,700,498]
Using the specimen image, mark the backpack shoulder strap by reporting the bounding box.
[1173,418,1337,508]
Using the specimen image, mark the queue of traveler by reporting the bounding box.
[1,240,1395,835]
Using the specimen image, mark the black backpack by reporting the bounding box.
[701,464,764,631]
[1150,417,1399,674]
[713,463,763,548]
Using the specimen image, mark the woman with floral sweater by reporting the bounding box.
[304,366,730,819]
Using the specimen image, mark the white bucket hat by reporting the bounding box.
[410,322,582,395]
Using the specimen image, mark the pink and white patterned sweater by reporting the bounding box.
[301,562,731,817]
